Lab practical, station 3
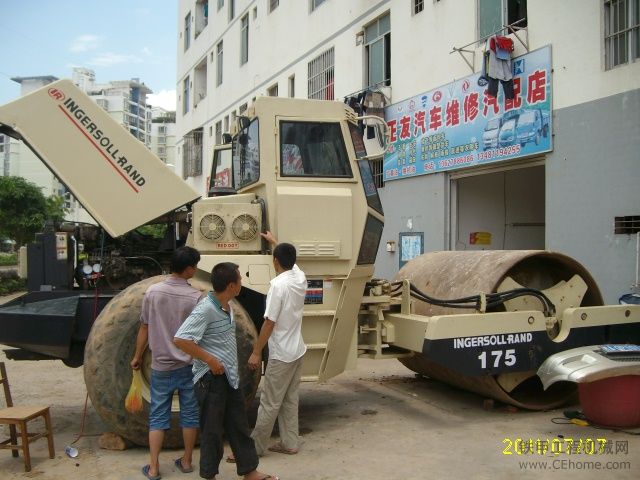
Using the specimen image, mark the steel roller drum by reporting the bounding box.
[395,250,603,410]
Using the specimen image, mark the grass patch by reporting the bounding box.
[0,253,18,266]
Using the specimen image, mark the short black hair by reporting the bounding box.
[170,246,201,274]
[211,262,240,292]
[273,242,296,270]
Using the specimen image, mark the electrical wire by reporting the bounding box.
[71,276,104,445]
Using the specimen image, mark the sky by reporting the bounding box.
[0,0,178,110]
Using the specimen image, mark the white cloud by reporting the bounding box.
[148,90,177,111]
[88,52,142,67]
[141,47,152,56]
[70,35,101,52]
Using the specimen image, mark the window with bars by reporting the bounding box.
[370,158,385,188]
[240,14,249,65]
[604,0,640,69]
[216,41,224,85]
[364,13,391,88]
[615,215,640,234]
[183,128,203,178]
[307,47,334,100]
[413,0,424,15]
[269,0,279,13]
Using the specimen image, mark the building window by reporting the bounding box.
[240,14,249,64]
[307,47,334,100]
[267,83,279,96]
[182,77,190,115]
[194,58,207,106]
[224,115,230,132]
[413,0,424,14]
[269,0,279,13]
[229,0,235,21]
[310,0,326,12]
[195,0,209,37]
[478,0,528,40]
[253,6,258,19]
[615,215,640,234]
[184,11,191,51]
[216,40,224,85]
[215,121,223,145]
[288,74,295,97]
[239,103,248,114]
[218,0,224,11]
[183,128,203,178]
[364,13,391,88]
[604,0,640,69]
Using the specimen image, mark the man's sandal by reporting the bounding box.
[268,443,298,455]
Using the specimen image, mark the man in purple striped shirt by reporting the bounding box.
[131,246,202,480]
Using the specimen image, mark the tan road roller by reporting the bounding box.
[0,80,638,446]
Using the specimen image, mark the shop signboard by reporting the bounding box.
[383,45,552,181]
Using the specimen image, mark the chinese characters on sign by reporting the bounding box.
[383,46,552,181]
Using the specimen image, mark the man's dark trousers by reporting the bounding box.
[194,372,259,479]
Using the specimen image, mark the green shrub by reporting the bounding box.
[0,253,18,266]
[0,270,25,295]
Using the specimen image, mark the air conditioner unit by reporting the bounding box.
[192,200,262,253]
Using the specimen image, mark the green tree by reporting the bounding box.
[0,176,67,246]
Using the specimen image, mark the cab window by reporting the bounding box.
[211,148,232,189]
[233,118,260,189]
[349,123,383,215]
[279,121,353,178]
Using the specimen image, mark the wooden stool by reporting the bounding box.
[0,362,55,471]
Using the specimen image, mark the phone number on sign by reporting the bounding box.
[478,144,521,161]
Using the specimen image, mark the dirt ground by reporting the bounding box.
[0,292,638,479]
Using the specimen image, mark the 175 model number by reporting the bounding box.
[478,349,517,369]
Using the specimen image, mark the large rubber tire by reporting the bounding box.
[83,275,260,447]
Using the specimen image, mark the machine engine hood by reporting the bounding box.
[0,79,200,237]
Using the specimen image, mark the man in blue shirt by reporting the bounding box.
[174,262,278,480]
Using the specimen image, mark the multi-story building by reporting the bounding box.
[176,0,640,303]
[73,68,153,147]
[150,107,178,171]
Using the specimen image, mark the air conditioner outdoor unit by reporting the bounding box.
[192,201,262,253]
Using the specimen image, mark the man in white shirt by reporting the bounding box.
[248,231,307,456]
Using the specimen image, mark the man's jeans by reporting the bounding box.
[149,365,199,431]
[194,372,258,478]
